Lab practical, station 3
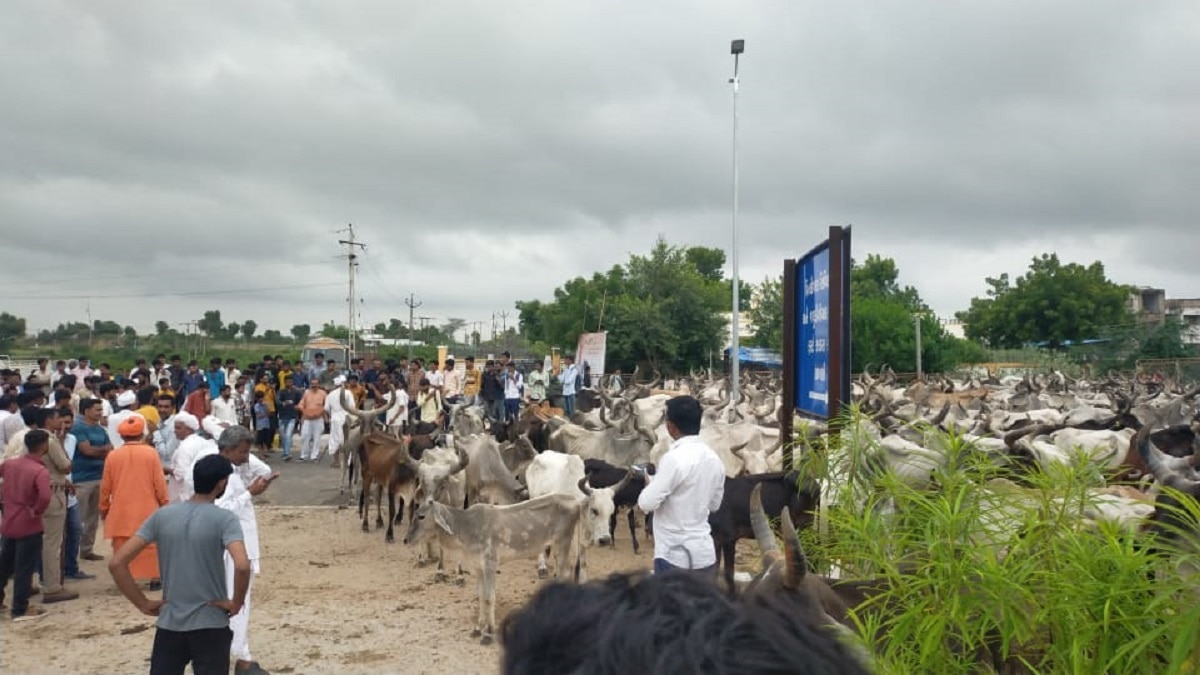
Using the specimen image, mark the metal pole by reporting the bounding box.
[915,314,923,380]
[729,40,744,402]
[405,293,421,359]
[338,224,366,362]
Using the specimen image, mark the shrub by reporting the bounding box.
[796,408,1200,673]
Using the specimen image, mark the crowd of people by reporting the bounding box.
[0,349,866,673]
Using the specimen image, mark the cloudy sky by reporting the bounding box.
[2,1,1198,339]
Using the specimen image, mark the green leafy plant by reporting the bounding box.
[796,408,1200,673]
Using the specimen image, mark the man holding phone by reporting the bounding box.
[214,426,277,675]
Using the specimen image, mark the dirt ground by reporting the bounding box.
[1,454,757,674]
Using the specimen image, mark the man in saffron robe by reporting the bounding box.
[100,415,169,584]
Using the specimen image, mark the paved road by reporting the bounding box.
[252,451,358,507]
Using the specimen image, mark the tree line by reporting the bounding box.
[4,243,1193,373]
[517,242,1193,374]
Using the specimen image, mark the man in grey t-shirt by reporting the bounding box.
[109,454,252,675]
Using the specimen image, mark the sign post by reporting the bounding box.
[781,226,851,470]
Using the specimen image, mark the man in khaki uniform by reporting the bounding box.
[3,406,78,603]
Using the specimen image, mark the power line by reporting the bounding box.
[0,282,340,301]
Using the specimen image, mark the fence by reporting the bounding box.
[1135,357,1200,384]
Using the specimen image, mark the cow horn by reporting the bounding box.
[929,400,951,426]
[1003,423,1057,450]
[400,437,421,472]
[749,484,782,575]
[780,508,808,589]
[1136,426,1200,491]
[577,476,594,496]
[452,443,470,474]
[612,470,634,494]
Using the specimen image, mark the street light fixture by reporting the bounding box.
[729,38,745,402]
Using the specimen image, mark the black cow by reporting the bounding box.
[709,471,821,594]
[584,459,652,554]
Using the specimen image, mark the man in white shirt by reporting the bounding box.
[637,395,725,575]
[323,376,349,467]
[441,358,464,405]
[558,356,580,418]
[503,363,524,422]
[211,386,238,426]
[169,412,217,503]
[426,362,445,393]
[106,390,143,449]
[214,426,276,675]
[150,393,178,473]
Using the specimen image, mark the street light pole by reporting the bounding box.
[915,314,923,380]
[729,38,745,402]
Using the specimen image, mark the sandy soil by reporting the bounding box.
[0,504,676,675]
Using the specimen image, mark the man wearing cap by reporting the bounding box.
[100,415,168,587]
[170,411,216,503]
[323,375,349,467]
[110,454,251,675]
[106,390,143,449]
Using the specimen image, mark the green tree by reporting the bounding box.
[515,241,726,372]
[291,324,312,342]
[685,246,726,283]
[198,310,223,338]
[155,321,169,336]
[262,329,283,342]
[93,320,121,336]
[747,276,783,350]
[743,255,985,372]
[241,320,258,340]
[123,325,137,339]
[321,322,349,340]
[958,254,1131,348]
[0,312,26,350]
[226,322,241,340]
[851,254,924,311]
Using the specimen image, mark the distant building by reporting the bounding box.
[1129,287,1200,345]
[721,312,757,349]
[940,317,967,340]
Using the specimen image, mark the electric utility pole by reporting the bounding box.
[336,224,366,362]
[404,293,422,359]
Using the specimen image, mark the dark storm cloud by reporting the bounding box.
[1,0,1197,334]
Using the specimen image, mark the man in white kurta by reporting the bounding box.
[169,412,218,503]
[214,426,274,674]
[322,376,348,466]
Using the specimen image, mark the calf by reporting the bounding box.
[408,444,469,580]
[583,458,650,554]
[358,432,419,543]
[709,470,821,593]
[402,494,584,645]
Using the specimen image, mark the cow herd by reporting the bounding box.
[327,365,1198,662]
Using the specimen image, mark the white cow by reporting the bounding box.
[525,450,629,580]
